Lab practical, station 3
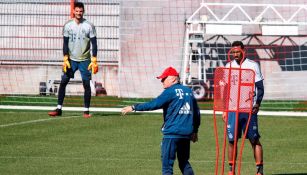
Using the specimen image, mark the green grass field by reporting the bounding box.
[1,110,307,175]
[1,95,307,111]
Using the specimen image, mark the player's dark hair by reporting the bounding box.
[74,2,84,9]
[232,41,244,49]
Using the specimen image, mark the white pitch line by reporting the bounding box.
[1,105,307,117]
[7,95,58,99]
[0,116,80,128]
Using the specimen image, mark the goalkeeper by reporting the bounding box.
[48,2,98,118]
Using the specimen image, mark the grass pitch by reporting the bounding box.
[1,110,307,175]
[1,95,307,111]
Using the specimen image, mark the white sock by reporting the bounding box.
[57,105,62,109]
[84,108,89,112]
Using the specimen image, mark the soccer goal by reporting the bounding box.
[0,0,307,112]
[181,2,307,111]
[0,0,120,108]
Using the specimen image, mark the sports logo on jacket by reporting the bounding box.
[175,89,184,99]
[179,102,192,114]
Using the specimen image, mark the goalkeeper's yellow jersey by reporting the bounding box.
[63,19,96,61]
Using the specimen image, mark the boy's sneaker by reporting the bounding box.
[256,173,263,175]
[83,111,91,118]
[48,108,62,117]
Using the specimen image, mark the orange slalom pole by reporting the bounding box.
[237,108,252,174]
[236,48,254,175]
[70,0,74,18]
[237,80,255,174]
[220,64,233,175]
[213,111,220,175]
[221,110,229,175]
[222,67,232,175]
[232,111,239,174]
[234,57,245,175]
[227,49,239,175]
[234,71,242,175]
[214,67,230,175]
[227,47,246,175]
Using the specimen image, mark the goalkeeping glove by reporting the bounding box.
[88,56,98,74]
[62,55,71,73]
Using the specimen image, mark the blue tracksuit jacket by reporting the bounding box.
[134,83,201,138]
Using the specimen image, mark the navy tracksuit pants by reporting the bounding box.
[161,138,194,175]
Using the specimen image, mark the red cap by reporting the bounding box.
[157,67,179,79]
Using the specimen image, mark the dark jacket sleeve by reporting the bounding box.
[63,36,69,56]
[90,37,98,57]
[255,80,264,105]
[192,97,201,133]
